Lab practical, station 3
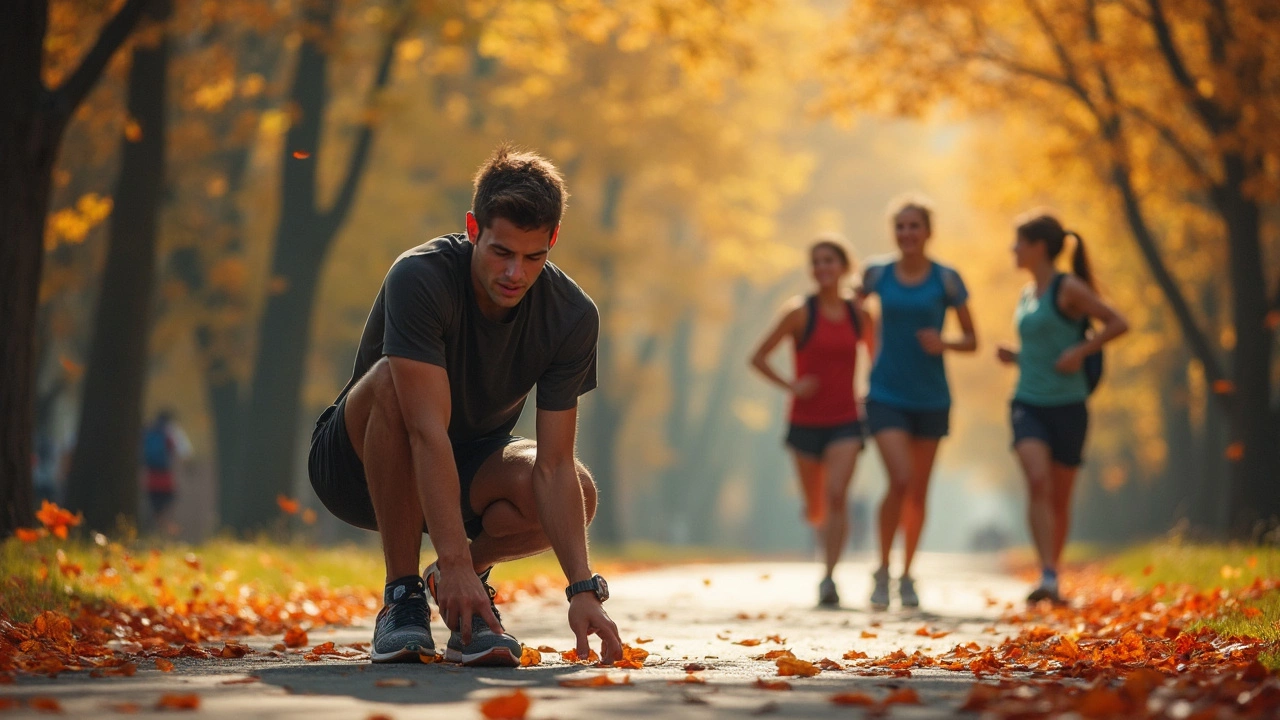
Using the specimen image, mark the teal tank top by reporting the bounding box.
[1014,274,1088,405]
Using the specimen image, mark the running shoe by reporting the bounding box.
[1026,574,1062,604]
[424,562,522,667]
[869,566,891,609]
[370,577,433,663]
[818,576,840,607]
[899,575,919,608]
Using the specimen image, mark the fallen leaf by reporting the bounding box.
[830,692,876,706]
[520,645,541,667]
[754,678,792,691]
[155,658,174,672]
[860,631,877,639]
[29,697,62,712]
[683,663,707,672]
[283,626,308,648]
[883,688,921,705]
[817,658,843,671]
[558,674,630,688]
[276,495,300,514]
[842,650,868,660]
[634,637,653,644]
[480,688,530,719]
[561,648,599,664]
[156,694,200,710]
[668,673,706,684]
[734,638,763,647]
[753,649,795,661]
[536,645,558,653]
[776,657,820,677]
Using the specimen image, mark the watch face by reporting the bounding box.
[595,575,609,601]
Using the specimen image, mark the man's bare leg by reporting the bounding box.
[464,440,598,572]
[343,359,426,582]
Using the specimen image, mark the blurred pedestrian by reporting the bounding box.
[858,196,977,610]
[996,213,1128,603]
[750,235,875,607]
[141,409,191,535]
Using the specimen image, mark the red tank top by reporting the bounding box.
[790,302,860,426]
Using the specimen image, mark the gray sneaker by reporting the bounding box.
[370,579,433,663]
[870,567,890,609]
[424,563,522,667]
[899,575,919,608]
[818,576,840,607]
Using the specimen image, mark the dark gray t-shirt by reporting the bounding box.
[335,234,599,444]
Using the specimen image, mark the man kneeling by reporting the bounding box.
[308,145,621,666]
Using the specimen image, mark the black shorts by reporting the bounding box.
[1011,400,1089,467]
[307,396,522,539]
[785,420,866,459]
[148,490,174,516]
[865,400,950,439]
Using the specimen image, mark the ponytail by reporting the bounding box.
[1016,213,1099,290]
[1065,231,1095,290]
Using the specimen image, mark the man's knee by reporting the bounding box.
[577,461,598,525]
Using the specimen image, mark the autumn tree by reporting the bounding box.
[0,0,150,537]
[822,0,1280,536]
[64,0,173,533]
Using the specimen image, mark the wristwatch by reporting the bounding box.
[565,574,609,603]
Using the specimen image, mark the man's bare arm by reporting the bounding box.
[533,405,622,662]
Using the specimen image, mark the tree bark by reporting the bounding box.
[229,0,398,531]
[0,0,147,537]
[65,0,171,533]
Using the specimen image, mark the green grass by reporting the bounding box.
[0,535,743,624]
[1108,542,1280,669]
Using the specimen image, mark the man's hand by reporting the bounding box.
[435,563,503,644]
[568,594,622,665]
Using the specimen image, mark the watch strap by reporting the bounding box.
[566,577,599,601]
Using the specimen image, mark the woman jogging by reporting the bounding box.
[996,213,1128,603]
[751,236,875,607]
[859,198,976,610]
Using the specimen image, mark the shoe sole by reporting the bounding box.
[445,646,520,667]
[370,642,434,663]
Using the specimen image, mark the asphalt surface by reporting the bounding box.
[3,553,1032,718]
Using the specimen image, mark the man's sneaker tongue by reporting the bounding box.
[385,575,426,605]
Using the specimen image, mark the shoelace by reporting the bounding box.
[469,582,503,633]
[385,593,429,630]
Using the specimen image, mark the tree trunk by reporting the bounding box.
[1217,173,1279,536]
[0,0,147,537]
[65,0,171,533]
[230,0,396,531]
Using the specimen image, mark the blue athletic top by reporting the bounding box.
[862,259,969,410]
[1013,274,1089,405]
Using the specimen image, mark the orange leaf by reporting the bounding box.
[29,697,62,712]
[1212,379,1236,395]
[277,495,300,514]
[883,688,921,705]
[860,631,877,639]
[754,678,792,691]
[301,508,318,525]
[15,528,45,543]
[754,649,795,661]
[765,634,786,644]
[283,626,308,648]
[155,658,174,672]
[669,673,706,684]
[817,658,843,670]
[156,694,200,710]
[1226,442,1245,461]
[561,648,599,664]
[520,645,542,667]
[558,674,630,688]
[830,692,876,706]
[634,637,653,644]
[537,645,558,653]
[291,150,311,160]
[842,650,868,660]
[733,638,763,646]
[419,650,440,664]
[776,657,820,677]
[480,688,530,719]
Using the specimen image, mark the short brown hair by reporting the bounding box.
[889,193,933,232]
[472,144,568,233]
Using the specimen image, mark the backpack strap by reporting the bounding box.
[799,295,819,350]
[1050,273,1091,337]
[800,295,862,349]
[845,299,862,339]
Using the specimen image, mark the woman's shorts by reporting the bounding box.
[1011,400,1089,467]
[865,400,950,439]
[785,420,866,459]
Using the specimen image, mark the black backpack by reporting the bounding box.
[1050,274,1103,395]
[799,295,862,350]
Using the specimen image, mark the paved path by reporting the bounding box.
[4,553,1031,718]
